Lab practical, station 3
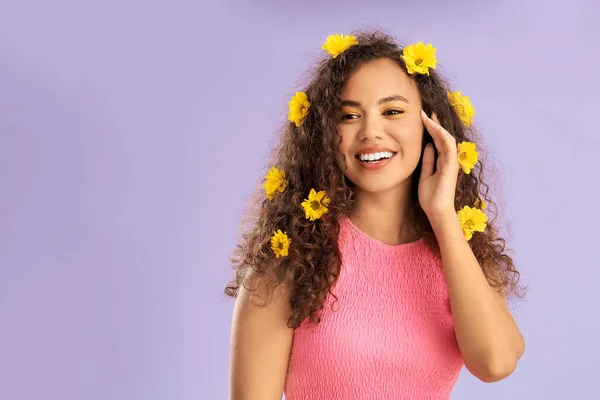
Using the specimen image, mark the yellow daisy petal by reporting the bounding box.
[288,91,311,127]
[264,166,287,200]
[321,34,358,58]
[301,189,330,221]
[475,196,487,209]
[463,228,473,241]
[315,190,325,202]
[457,205,488,241]
[471,219,487,232]
[457,141,479,174]
[270,229,291,258]
[401,42,437,76]
[448,91,476,127]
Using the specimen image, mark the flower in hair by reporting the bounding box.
[401,42,437,75]
[288,91,311,127]
[301,189,330,221]
[457,141,479,174]
[264,166,287,200]
[321,34,358,58]
[457,205,488,241]
[474,196,487,209]
[270,230,291,258]
[448,91,475,127]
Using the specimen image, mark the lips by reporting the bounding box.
[355,152,396,170]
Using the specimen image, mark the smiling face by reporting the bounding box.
[337,58,425,194]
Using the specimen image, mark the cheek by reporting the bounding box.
[336,127,352,153]
[392,121,424,147]
[335,130,352,169]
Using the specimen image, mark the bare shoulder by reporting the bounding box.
[230,269,294,400]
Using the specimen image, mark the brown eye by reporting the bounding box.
[342,113,359,120]
[384,109,405,116]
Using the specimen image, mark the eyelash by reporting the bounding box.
[342,109,405,120]
[384,109,404,116]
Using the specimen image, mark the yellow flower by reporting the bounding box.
[301,189,330,221]
[270,229,291,258]
[474,196,487,209]
[264,166,287,200]
[457,205,488,241]
[321,34,358,58]
[401,42,437,75]
[448,91,476,127]
[288,92,311,127]
[457,141,479,174]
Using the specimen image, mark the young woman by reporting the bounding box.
[225,29,526,400]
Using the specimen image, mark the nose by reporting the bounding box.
[357,114,383,141]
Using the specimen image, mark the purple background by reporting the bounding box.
[1,0,598,399]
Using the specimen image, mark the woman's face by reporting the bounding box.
[337,58,425,194]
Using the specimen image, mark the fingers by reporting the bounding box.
[420,110,456,154]
[420,110,458,173]
[420,143,435,181]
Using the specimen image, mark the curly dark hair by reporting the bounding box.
[224,29,526,329]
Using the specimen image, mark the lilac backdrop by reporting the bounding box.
[1,0,598,399]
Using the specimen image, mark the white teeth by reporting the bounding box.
[358,151,395,162]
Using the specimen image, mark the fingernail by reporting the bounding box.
[432,112,437,119]
[421,110,427,117]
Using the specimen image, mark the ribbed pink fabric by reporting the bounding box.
[284,215,464,399]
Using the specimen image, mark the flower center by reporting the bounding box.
[459,152,467,160]
[311,201,321,210]
[465,219,474,229]
[415,59,423,66]
[279,242,284,249]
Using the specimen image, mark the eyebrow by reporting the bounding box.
[341,95,409,107]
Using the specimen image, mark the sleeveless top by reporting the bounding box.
[283,215,464,399]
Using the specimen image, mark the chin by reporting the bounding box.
[346,174,412,194]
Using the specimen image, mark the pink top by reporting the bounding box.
[284,215,464,399]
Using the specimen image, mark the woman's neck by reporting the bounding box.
[349,186,419,246]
